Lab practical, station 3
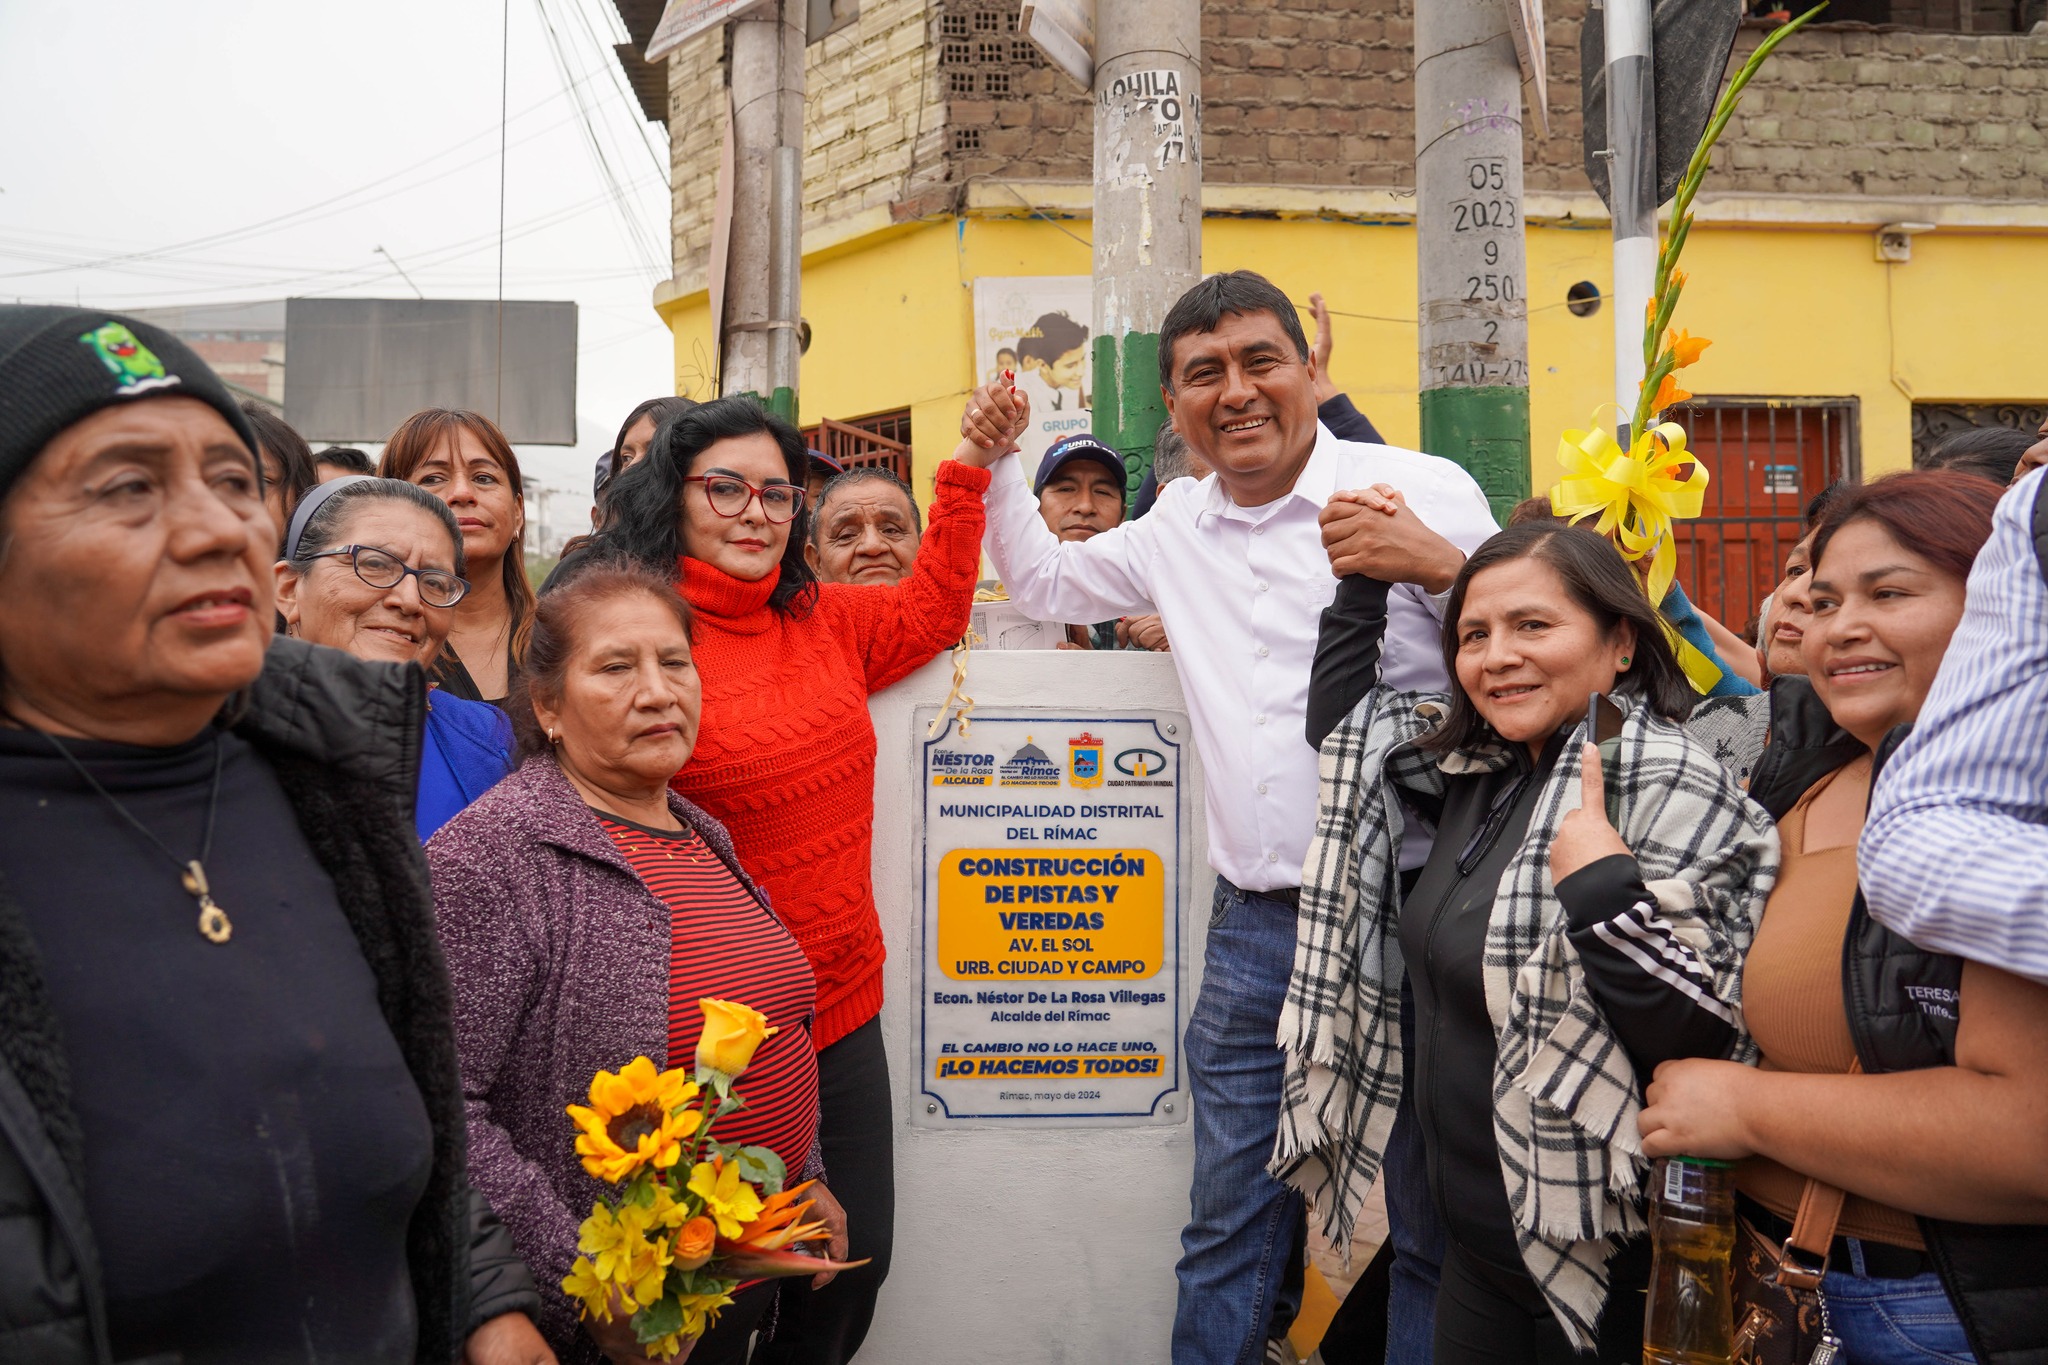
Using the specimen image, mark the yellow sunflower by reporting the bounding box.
[566,1056,703,1183]
[688,1157,766,1238]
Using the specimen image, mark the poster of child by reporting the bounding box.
[971,276,1093,484]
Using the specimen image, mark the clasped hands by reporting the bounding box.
[1320,484,1465,596]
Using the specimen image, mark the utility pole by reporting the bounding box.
[1414,0,1530,525]
[721,0,806,420]
[1602,0,1656,422]
[1089,0,1201,500]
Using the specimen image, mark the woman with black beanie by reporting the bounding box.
[0,306,548,1364]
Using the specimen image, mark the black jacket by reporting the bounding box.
[1749,677,2048,1365]
[0,637,538,1363]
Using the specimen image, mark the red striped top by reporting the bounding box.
[600,815,820,1172]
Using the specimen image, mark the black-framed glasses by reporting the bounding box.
[683,474,805,524]
[306,544,470,608]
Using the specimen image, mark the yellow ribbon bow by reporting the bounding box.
[1548,413,1724,694]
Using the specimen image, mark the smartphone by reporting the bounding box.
[1585,693,1624,823]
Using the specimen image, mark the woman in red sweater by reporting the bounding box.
[559,395,988,1362]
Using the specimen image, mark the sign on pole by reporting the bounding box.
[646,0,770,61]
[1020,0,1096,91]
[1504,0,1551,136]
[915,709,1189,1127]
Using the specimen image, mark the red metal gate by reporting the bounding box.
[801,410,913,483]
[1665,398,1860,631]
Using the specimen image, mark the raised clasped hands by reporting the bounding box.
[955,376,1032,468]
[1319,483,1465,594]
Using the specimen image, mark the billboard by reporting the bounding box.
[971,276,1093,486]
[282,297,578,445]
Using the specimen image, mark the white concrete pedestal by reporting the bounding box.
[862,648,1212,1362]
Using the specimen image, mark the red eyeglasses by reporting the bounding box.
[683,475,806,524]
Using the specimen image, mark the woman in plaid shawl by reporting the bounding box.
[1273,520,1778,1360]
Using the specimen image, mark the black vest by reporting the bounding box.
[1750,679,2048,1365]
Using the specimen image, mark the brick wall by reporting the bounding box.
[805,0,948,223]
[665,0,2048,285]
[666,0,947,286]
[1717,26,2048,197]
[940,0,2048,199]
[666,26,725,281]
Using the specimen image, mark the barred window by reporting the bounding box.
[977,39,1005,62]
[950,68,977,95]
[983,69,1010,96]
[942,40,970,64]
[940,12,969,37]
[953,127,983,152]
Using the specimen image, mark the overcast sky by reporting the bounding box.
[0,0,678,525]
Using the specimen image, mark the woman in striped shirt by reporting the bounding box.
[431,561,846,1365]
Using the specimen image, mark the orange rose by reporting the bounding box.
[673,1215,718,1271]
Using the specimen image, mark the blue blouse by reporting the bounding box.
[417,691,515,841]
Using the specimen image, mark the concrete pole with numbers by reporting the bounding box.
[721,0,806,419]
[1414,0,1530,525]
[1089,0,1201,500]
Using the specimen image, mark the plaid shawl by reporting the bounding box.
[1272,688,1778,1347]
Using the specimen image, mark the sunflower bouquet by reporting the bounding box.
[560,999,865,1358]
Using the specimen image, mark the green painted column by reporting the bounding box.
[1091,331,1166,503]
[768,387,797,424]
[1419,385,1530,527]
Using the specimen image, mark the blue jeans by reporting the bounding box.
[1823,1248,1973,1365]
[1173,880,1304,1365]
[1383,987,1445,1365]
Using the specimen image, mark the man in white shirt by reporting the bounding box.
[956,271,1498,1365]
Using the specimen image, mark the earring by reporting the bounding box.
[547,729,558,745]
[1619,655,1632,668]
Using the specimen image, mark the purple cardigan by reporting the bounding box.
[427,753,806,1354]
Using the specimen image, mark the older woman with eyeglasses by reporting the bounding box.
[556,395,989,1361]
[275,476,514,840]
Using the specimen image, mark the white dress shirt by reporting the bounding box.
[982,422,1502,890]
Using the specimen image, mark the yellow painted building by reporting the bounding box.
[656,186,2048,481]
[624,0,2048,614]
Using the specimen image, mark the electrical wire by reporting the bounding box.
[0,76,609,282]
[562,0,671,177]
[532,0,667,276]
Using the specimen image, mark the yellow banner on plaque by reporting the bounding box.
[937,847,1165,981]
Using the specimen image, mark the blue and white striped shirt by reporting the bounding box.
[1861,467,2048,982]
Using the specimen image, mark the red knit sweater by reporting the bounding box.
[670,459,989,1048]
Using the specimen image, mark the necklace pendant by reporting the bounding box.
[185,862,230,942]
[196,894,232,944]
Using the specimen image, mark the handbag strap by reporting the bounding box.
[1774,1057,1863,1291]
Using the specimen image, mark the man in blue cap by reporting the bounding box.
[1034,432,1128,648]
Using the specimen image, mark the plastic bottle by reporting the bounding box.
[1643,1156,1737,1365]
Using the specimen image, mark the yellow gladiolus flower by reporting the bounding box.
[1665,328,1712,369]
[697,998,777,1079]
[1643,373,1693,414]
[689,1157,767,1238]
[565,1057,702,1183]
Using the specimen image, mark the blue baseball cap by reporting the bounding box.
[1032,433,1125,496]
